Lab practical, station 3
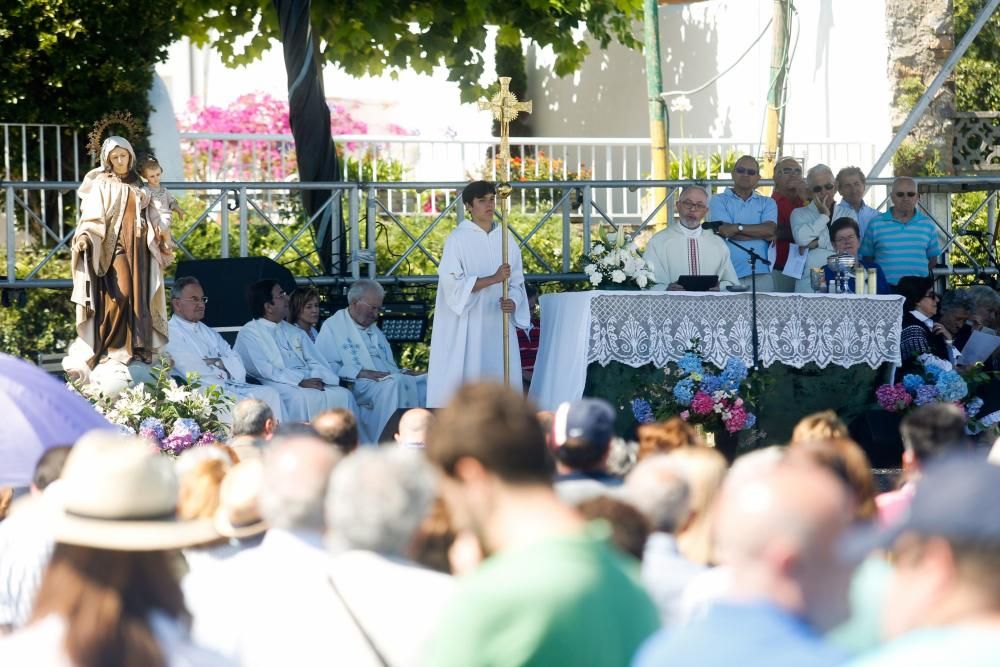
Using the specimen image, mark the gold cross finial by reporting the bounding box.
[478,76,533,166]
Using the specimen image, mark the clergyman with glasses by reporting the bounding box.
[165,275,286,423]
[860,177,941,287]
[643,185,738,291]
[315,278,427,441]
[706,155,779,291]
[791,163,857,292]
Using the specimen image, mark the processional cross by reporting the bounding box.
[477,77,532,386]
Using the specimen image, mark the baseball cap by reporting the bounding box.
[552,398,616,450]
[842,454,1000,560]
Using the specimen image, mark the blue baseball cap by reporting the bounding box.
[553,398,616,450]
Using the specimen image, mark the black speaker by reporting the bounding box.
[848,410,904,469]
[174,257,297,338]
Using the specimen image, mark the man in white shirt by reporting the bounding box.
[643,185,739,291]
[315,279,426,441]
[834,166,880,241]
[426,180,530,407]
[165,276,284,422]
[234,280,363,426]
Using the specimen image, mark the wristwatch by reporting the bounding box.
[736,224,745,233]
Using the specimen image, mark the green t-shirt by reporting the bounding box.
[425,524,660,667]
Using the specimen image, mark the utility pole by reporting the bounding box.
[762,0,791,181]
[644,0,669,227]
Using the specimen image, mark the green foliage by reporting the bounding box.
[0,248,74,360]
[948,190,993,286]
[893,138,945,177]
[955,0,1000,111]
[0,0,191,135]
[896,75,925,113]
[176,0,643,103]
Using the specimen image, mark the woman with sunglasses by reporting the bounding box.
[791,164,857,292]
[896,275,956,378]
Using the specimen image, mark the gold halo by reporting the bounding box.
[87,111,143,159]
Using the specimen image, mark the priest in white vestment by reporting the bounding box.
[315,279,426,441]
[791,164,857,293]
[165,276,284,422]
[644,185,739,291]
[426,181,530,407]
[234,280,367,436]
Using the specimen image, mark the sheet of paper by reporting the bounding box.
[959,329,1000,365]
[781,244,808,280]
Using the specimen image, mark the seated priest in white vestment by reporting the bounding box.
[314,279,426,441]
[426,181,530,407]
[234,279,368,438]
[165,276,285,423]
[644,185,739,291]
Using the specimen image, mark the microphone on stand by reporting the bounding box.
[701,220,725,233]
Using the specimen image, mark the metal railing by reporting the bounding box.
[3,177,1000,290]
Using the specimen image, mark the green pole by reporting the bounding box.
[644,0,669,228]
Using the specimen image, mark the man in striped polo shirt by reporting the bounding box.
[859,177,941,286]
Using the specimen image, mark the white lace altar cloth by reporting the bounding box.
[528,290,903,411]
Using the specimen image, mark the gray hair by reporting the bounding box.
[966,285,1000,311]
[625,455,691,534]
[805,163,834,185]
[347,279,384,304]
[171,275,201,300]
[678,185,710,202]
[259,436,341,532]
[325,448,437,556]
[940,289,976,315]
[231,398,273,437]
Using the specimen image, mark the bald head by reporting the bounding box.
[259,436,343,532]
[395,408,434,445]
[714,462,855,631]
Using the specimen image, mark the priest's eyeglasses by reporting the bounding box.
[679,199,707,211]
[358,300,382,313]
[180,296,209,304]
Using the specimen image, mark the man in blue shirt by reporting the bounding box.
[707,155,778,292]
[859,177,941,286]
[633,462,855,667]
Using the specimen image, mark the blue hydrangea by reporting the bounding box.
[968,397,984,418]
[924,364,945,381]
[170,417,202,441]
[902,374,926,393]
[631,398,655,424]
[676,352,704,375]
[700,373,722,395]
[138,417,166,441]
[935,370,968,402]
[744,413,757,429]
[673,378,696,406]
[914,384,939,406]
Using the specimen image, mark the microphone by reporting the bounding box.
[701,220,724,233]
[955,229,987,237]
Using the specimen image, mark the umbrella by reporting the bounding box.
[0,353,113,488]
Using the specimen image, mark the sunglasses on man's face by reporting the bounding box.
[734,166,758,176]
[895,191,917,198]
[780,166,802,175]
[812,183,836,193]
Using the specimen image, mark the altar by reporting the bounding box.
[527,290,905,443]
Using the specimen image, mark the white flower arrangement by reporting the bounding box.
[583,227,655,289]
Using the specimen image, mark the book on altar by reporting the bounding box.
[960,330,1000,366]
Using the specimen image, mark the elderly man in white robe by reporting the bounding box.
[234,279,367,437]
[426,180,530,407]
[164,276,285,423]
[643,185,739,291]
[315,279,426,441]
[791,163,857,292]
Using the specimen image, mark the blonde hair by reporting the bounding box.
[663,446,728,564]
[790,410,849,445]
[637,417,701,460]
[176,448,232,521]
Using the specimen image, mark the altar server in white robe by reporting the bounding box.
[315,279,426,440]
[427,181,530,407]
[235,279,367,436]
[644,185,739,291]
[165,276,284,422]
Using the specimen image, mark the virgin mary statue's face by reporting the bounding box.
[108,147,131,176]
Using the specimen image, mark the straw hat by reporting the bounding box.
[53,433,218,550]
[213,459,269,539]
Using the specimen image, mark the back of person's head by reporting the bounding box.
[787,437,877,521]
[900,402,970,465]
[576,495,650,561]
[312,408,360,453]
[636,418,700,460]
[231,398,275,438]
[247,279,280,319]
[33,445,73,492]
[551,398,616,471]
[625,454,692,535]
[896,275,936,312]
[259,436,342,532]
[713,461,854,632]
[426,382,552,484]
[790,410,849,445]
[663,445,729,565]
[326,448,437,556]
[176,446,233,521]
[395,408,434,446]
[409,497,456,574]
[273,421,320,438]
[940,289,975,318]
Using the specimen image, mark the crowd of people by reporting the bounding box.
[3,384,1000,666]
